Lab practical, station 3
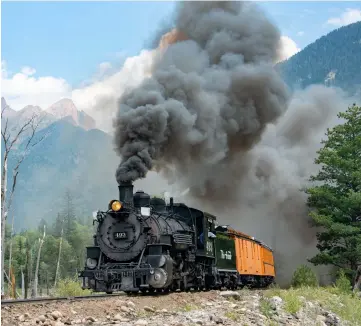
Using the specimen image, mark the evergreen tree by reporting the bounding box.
[306,104,361,278]
[62,190,77,240]
[51,213,63,237]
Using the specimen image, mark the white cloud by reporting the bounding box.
[1,47,154,133]
[21,66,36,76]
[1,49,154,131]
[277,36,301,62]
[72,49,154,131]
[2,33,300,131]
[98,62,112,75]
[326,8,361,27]
[1,60,9,78]
[1,62,71,111]
[297,31,305,36]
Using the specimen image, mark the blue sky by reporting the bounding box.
[2,1,176,85]
[1,1,361,112]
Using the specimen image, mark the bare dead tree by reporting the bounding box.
[21,267,25,299]
[8,212,15,291]
[31,225,46,298]
[1,105,47,297]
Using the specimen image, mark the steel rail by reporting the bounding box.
[1,286,265,306]
[1,292,126,306]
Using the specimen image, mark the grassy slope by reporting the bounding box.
[263,285,361,325]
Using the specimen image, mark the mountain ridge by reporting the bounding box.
[276,21,361,96]
[5,118,118,230]
[1,97,97,132]
[46,98,96,130]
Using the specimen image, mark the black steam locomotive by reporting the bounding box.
[79,182,275,293]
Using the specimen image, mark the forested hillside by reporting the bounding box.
[3,198,95,297]
[277,21,361,96]
[5,119,119,231]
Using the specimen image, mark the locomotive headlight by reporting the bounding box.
[86,258,97,269]
[111,200,122,211]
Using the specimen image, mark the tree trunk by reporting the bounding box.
[46,272,49,296]
[1,155,8,298]
[31,226,46,298]
[54,219,64,288]
[29,246,33,295]
[353,265,361,292]
[1,111,46,297]
[10,266,16,298]
[8,212,15,288]
[24,242,29,299]
[21,268,25,299]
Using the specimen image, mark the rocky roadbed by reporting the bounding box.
[0,290,352,326]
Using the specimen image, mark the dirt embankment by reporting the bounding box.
[1,289,358,326]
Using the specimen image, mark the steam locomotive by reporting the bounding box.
[79,182,275,293]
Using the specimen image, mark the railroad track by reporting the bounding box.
[1,292,127,306]
[0,289,208,306]
[1,286,264,306]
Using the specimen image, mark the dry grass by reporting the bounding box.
[224,310,240,321]
[265,285,361,325]
[55,278,92,297]
[181,303,199,312]
[259,296,274,318]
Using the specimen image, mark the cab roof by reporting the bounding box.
[204,211,217,220]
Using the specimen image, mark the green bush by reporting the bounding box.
[291,265,319,288]
[55,278,91,297]
[335,269,352,293]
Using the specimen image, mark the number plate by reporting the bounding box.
[121,270,133,277]
[114,232,127,239]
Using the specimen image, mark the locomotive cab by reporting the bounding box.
[191,209,216,257]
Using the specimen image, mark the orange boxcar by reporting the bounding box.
[215,225,275,287]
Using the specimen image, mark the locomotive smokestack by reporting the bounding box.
[118,181,134,208]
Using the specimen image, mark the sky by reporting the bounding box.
[1,1,361,115]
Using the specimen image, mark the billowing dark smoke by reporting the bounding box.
[112,1,353,285]
[114,1,290,185]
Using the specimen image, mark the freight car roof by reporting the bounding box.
[216,225,273,252]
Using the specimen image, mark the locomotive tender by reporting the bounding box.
[79,182,275,293]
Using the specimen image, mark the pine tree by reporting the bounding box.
[62,190,76,240]
[306,104,361,278]
[52,214,63,238]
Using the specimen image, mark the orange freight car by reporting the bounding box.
[214,225,275,288]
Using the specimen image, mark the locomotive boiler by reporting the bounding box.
[79,182,276,294]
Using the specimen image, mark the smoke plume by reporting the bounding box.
[114,1,289,184]
[113,1,353,285]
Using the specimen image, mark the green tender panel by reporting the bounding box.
[215,236,237,270]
